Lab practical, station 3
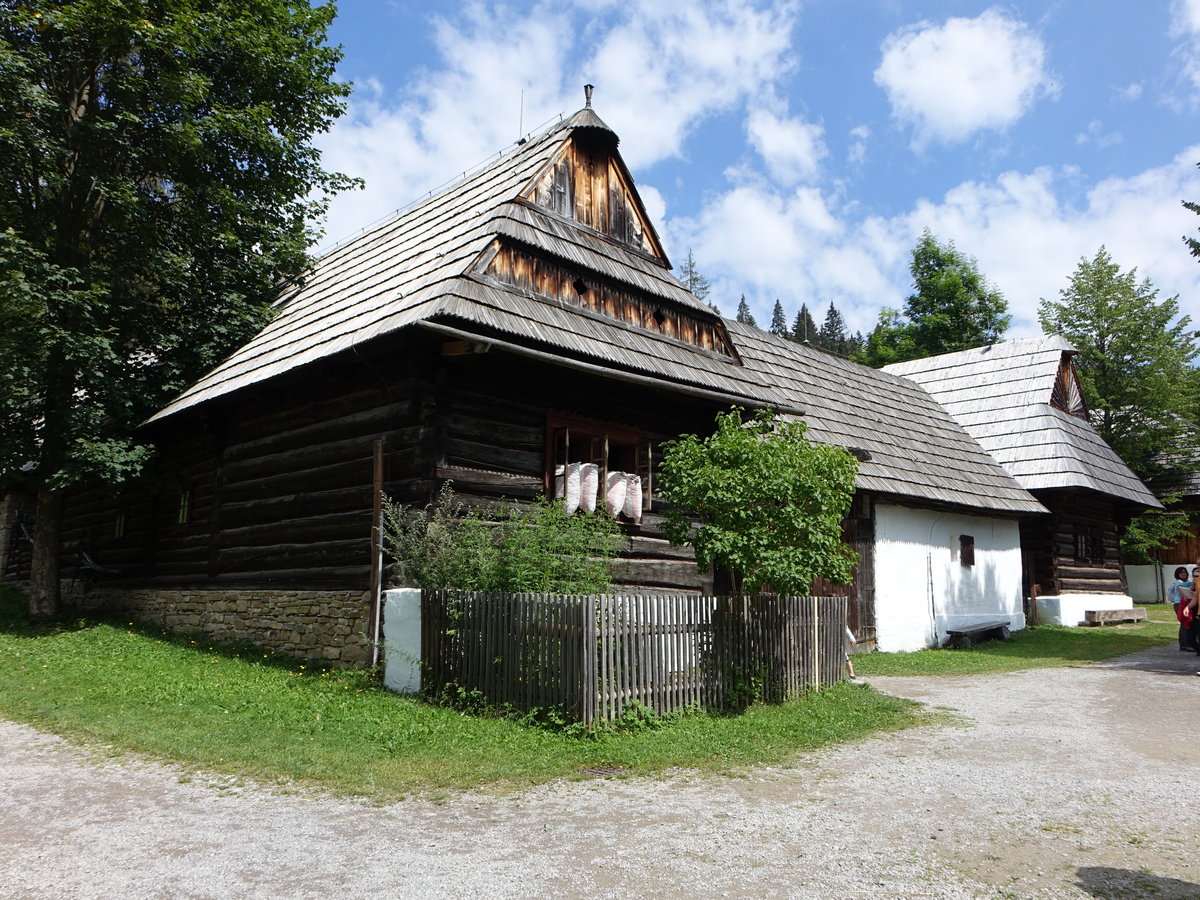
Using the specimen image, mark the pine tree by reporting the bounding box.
[769,299,789,337]
[735,295,757,328]
[817,301,850,355]
[791,304,817,344]
[678,248,714,310]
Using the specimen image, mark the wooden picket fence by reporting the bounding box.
[422,591,847,725]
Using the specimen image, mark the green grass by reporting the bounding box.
[855,603,1178,677]
[0,585,921,800]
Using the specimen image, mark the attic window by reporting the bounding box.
[1051,356,1088,418]
[652,308,666,327]
[573,278,589,296]
[959,535,975,567]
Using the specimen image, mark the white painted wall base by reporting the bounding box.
[1036,593,1137,626]
[382,588,422,694]
[1126,565,1179,605]
[873,504,1025,652]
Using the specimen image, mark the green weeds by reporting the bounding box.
[0,585,919,799]
[855,604,1177,677]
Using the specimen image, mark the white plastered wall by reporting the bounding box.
[873,503,1025,652]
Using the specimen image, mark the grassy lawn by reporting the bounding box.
[1,585,1177,800]
[855,603,1178,677]
[0,585,921,800]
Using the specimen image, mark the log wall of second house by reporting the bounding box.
[1022,489,1128,596]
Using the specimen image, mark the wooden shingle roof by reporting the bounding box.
[148,104,1044,518]
[150,106,749,422]
[884,335,1161,509]
[729,324,1046,515]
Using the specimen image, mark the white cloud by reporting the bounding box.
[316,6,574,247]
[582,1,799,168]
[668,149,1200,336]
[1075,120,1123,149]
[1171,0,1200,100]
[315,0,799,247]
[874,9,1058,149]
[847,125,870,167]
[745,107,826,184]
[1115,82,1143,102]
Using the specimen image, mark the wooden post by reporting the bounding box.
[369,439,385,668]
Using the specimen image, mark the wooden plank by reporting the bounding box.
[1083,608,1147,625]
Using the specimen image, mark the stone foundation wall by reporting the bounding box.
[66,588,375,667]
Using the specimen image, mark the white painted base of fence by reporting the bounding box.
[382,588,422,694]
[1036,593,1137,626]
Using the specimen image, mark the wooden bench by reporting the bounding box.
[945,620,1011,649]
[1082,608,1147,626]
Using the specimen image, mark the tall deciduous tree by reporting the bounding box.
[857,230,1010,366]
[768,299,789,337]
[658,408,859,594]
[1037,247,1199,477]
[0,0,355,618]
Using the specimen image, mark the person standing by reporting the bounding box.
[1170,567,1195,651]
[844,626,859,680]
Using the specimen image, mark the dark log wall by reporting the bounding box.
[1021,489,1127,595]
[57,329,722,594]
[427,336,722,593]
[60,338,432,591]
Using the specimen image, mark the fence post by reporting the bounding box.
[381,588,422,694]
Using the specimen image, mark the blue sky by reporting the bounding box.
[316,0,1200,337]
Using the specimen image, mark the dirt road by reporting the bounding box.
[1,643,1197,899]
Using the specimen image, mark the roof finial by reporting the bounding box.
[584,83,594,108]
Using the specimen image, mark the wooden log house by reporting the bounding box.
[34,94,1053,661]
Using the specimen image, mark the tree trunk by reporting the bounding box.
[28,487,63,621]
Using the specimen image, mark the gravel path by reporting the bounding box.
[2,643,1198,899]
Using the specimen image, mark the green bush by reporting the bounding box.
[659,407,859,594]
[382,483,623,594]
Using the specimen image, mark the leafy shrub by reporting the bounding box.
[659,407,859,594]
[382,482,622,593]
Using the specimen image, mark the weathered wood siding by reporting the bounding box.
[423,590,848,725]
[427,336,721,592]
[1022,489,1127,595]
[57,330,721,595]
[484,244,733,355]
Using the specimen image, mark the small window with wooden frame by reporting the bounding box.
[546,412,651,523]
[959,534,975,567]
[176,486,192,526]
[1073,523,1105,564]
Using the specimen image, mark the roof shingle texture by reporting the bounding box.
[884,335,1160,508]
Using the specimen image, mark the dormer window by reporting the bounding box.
[1051,355,1088,418]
